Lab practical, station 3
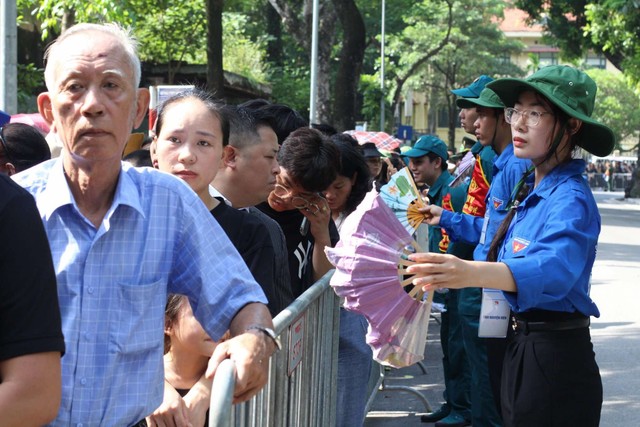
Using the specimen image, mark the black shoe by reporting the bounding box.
[420,404,450,423]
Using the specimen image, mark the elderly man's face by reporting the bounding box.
[38,31,148,165]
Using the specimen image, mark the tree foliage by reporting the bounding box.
[515,0,640,85]
[586,68,640,151]
[135,0,207,83]
[267,0,338,124]
[362,0,525,146]
[17,0,269,87]
[584,1,640,84]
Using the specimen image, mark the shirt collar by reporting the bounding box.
[493,143,515,173]
[428,170,453,198]
[117,162,146,218]
[470,141,484,155]
[209,185,233,206]
[39,158,145,221]
[530,159,587,200]
[39,158,74,221]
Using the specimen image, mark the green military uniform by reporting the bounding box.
[439,141,497,424]
[460,145,502,427]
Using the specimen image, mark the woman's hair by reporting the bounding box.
[487,91,578,262]
[164,294,188,354]
[330,134,372,216]
[376,152,406,188]
[252,103,308,144]
[122,149,152,167]
[486,176,531,262]
[533,91,577,165]
[0,123,51,172]
[154,88,229,146]
[311,122,338,136]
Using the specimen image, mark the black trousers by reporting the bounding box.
[500,326,602,427]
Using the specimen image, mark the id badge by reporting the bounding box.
[479,212,489,245]
[478,289,510,338]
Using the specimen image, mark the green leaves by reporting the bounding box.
[586,68,640,147]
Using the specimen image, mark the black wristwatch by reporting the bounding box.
[245,325,282,351]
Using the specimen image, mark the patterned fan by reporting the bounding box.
[379,167,427,236]
[326,190,433,368]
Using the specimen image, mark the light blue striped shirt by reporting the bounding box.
[14,158,267,426]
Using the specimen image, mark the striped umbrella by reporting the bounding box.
[344,130,402,151]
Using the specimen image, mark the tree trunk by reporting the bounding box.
[389,0,453,126]
[265,2,283,65]
[315,2,337,124]
[62,8,75,32]
[268,0,336,124]
[205,0,225,98]
[331,0,366,131]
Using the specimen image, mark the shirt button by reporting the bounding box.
[80,378,87,385]
[87,287,94,294]
[84,332,90,340]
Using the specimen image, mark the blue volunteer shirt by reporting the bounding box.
[440,144,532,261]
[499,159,600,316]
[14,158,267,426]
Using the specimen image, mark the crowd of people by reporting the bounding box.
[0,20,617,427]
[585,159,636,192]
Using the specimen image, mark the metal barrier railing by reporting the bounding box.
[209,359,236,427]
[210,270,340,426]
[587,172,632,191]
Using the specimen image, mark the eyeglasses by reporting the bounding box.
[273,183,322,214]
[0,127,16,165]
[504,108,553,127]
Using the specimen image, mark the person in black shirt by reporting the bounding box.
[256,127,340,298]
[1,174,64,425]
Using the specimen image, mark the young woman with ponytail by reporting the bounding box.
[407,65,615,427]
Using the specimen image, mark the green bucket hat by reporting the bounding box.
[487,65,615,157]
[456,88,505,109]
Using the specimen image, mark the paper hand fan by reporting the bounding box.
[379,167,427,236]
[325,190,433,368]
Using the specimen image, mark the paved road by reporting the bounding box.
[364,191,640,426]
[590,191,640,426]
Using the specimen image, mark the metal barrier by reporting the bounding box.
[587,172,632,191]
[209,359,236,427]
[210,270,340,426]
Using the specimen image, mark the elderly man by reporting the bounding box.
[13,23,277,426]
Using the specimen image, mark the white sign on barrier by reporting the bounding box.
[288,314,305,376]
[148,85,195,131]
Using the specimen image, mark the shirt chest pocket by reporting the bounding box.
[109,279,166,355]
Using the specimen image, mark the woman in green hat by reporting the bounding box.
[406,65,613,426]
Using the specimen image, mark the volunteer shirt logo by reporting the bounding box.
[512,237,530,253]
[492,197,504,210]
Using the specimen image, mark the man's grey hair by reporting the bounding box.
[44,22,142,91]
